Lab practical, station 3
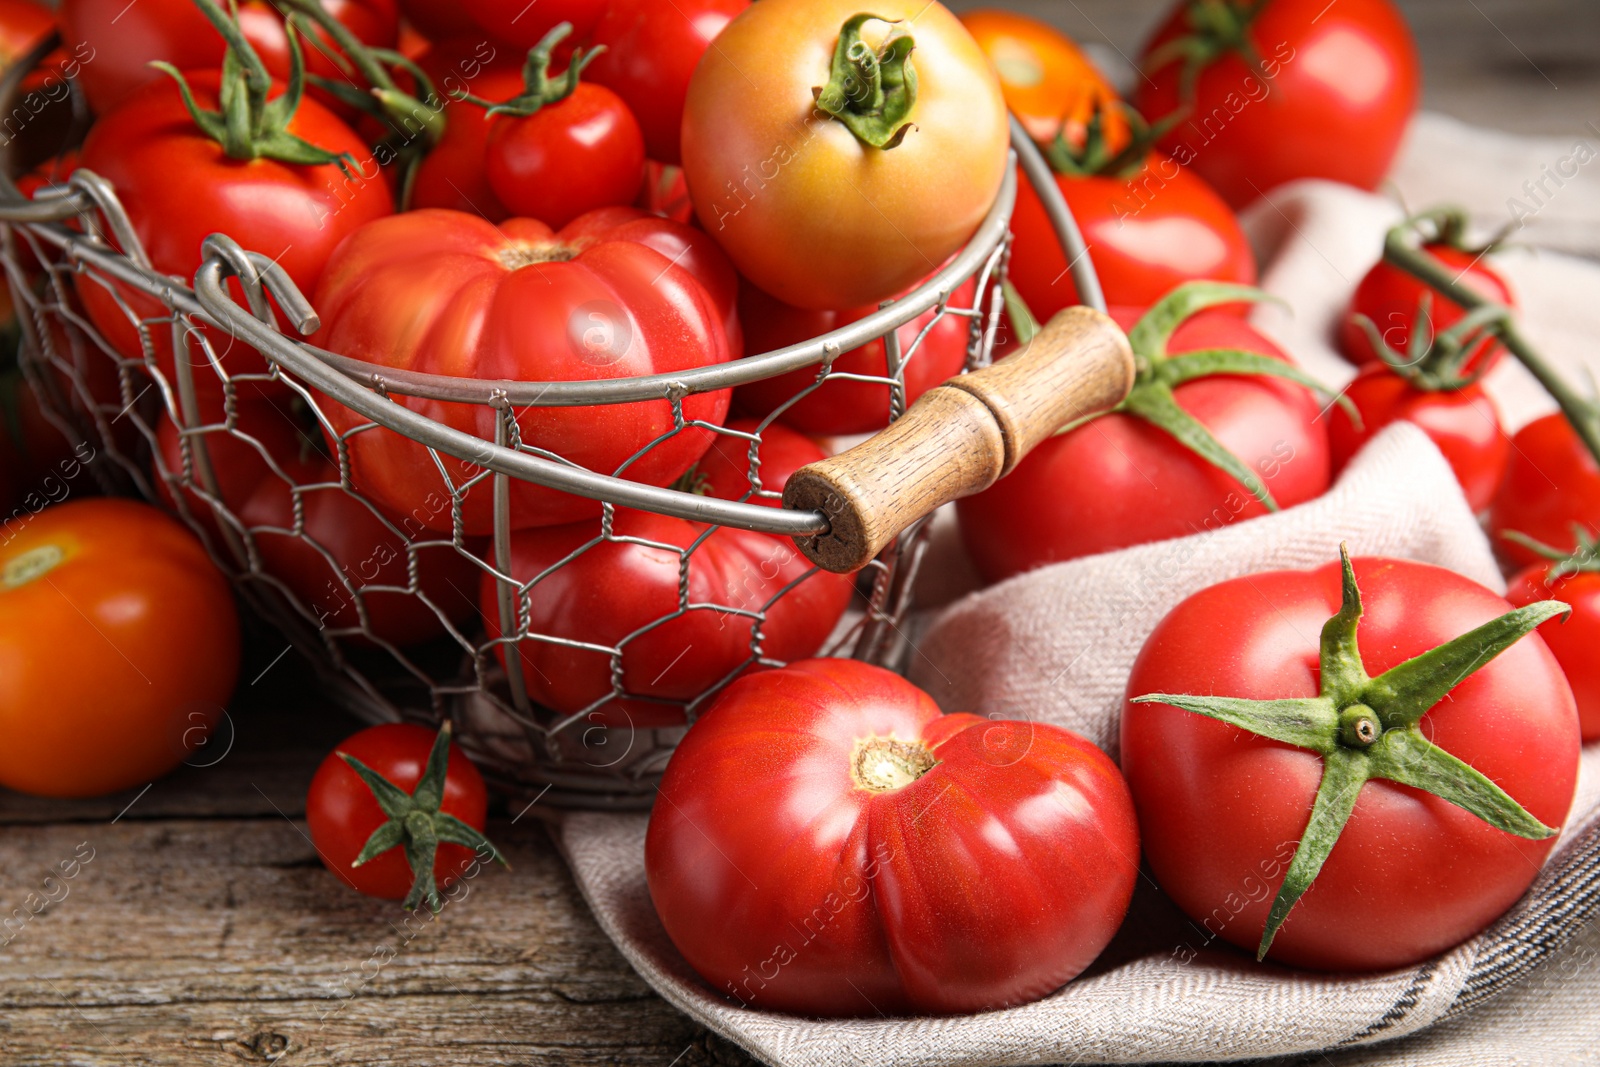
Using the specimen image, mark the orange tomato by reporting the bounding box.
[0,499,241,797]
[959,8,1128,153]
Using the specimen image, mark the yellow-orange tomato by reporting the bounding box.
[0,499,241,797]
[682,0,1008,310]
[959,7,1128,153]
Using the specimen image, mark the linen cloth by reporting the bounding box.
[552,113,1600,1065]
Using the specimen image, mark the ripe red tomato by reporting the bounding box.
[480,420,849,728]
[409,39,520,219]
[0,0,51,66]
[307,723,502,909]
[458,0,607,51]
[1341,244,1515,373]
[693,418,826,507]
[1328,363,1508,512]
[732,267,976,436]
[396,0,478,41]
[585,0,748,166]
[958,7,1127,151]
[1489,413,1600,569]
[958,297,1330,582]
[311,208,733,536]
[75,70,392,397]
[1135,0,1419,207]
[484,86,646,230]
[1009,155,1256,319]
[1123,553,1578,970]
[60,0,399,115]
[0,498,241,797]
[1508,548,1600,741]
[646,658,1141,1015]
[682,0,1009,310]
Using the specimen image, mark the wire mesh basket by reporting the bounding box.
[0,38,1113,810]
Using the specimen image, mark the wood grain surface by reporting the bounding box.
[2,2,1597,1064]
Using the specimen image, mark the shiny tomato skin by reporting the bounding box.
[0,499,241,797]
[1328,363,1508,512]
[1009,157,1256,320]
[1122,557,1578,971]
[1340,245,1515,373]
[1135,0,1419,207]
[958,7,1127,151]
[409,46,521,220]
[484,83,646,229]
[60,0,398,115]
[646,659,1140,1015]
[1508,568,1600,741]
[1488,414,1600,569]
[733,267,976,435]
[586,0,748,166]
[76,72,392,396]
[957,308,1329,582]
[310,209,733,535]
[480,425,849,728]
[682,0,1009,311]
[306,723,489,900]
[459,0,606,51]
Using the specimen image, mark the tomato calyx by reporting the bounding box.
[338,722,508,912]
[1059,281,1352,511]
[1042,98,1177,180]
[153,0,354,169]
[812,13,918,151]
[1140,0,1270,102]
[1133,543,1567,961]
[850,736,937,792]
[460,23,601,119]
[1348,292,1505,392]
[1502,524,1600,585]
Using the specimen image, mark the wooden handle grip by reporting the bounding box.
[783,306,1135,573]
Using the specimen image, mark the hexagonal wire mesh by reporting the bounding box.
[0,39,1103,809]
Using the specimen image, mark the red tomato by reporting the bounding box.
[409,40,521,220]
[483,82,647,230]
[646,659,1141,1015]
[585,0,748,165]
[693,418,825,507]
[0,0,52,67]
[1489,413,1600,569]
[459,0,607,51]
[1341,244,1515,372]
[75,71,392,397]
[397,0,477,42]
[311,209,733,535]
[1135,0,1419,208]
[682,0,1010,310]
[307,723,501,909]
[1328,363,1508,512]
[1009,156,1256,319]
[733,268,975,435]
[1123,554,1578,970]
[1509,557,1600,741]
[480,422,850,728]
[958,7,1128,151]
[60,0,399,116]
[0,499,241,797]
[958,302,1329,582]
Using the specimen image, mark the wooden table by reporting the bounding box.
[4,2,1597,1064]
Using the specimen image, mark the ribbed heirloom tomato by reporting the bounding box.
[646,659,1140,1016]
[0,499,241,797]
[682,0,1008,310]
[1123,552,1578,970]
[310,208,734,535]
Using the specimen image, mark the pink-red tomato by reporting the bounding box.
[1488,414,1600,569]
[733,267,976,435]
[646,658,1141,1015]
[585,0,748,165]
[1340,244,1516,373]
[958,307,1329,582]
[1009,157,1256,320]
[310,208,733,536]
[1328,363,1508,512]
[1135,0,1419,207]
[1122,556,1578,970]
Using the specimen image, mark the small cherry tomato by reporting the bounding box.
[307,722,505,910]
[1489,413,1600,569]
